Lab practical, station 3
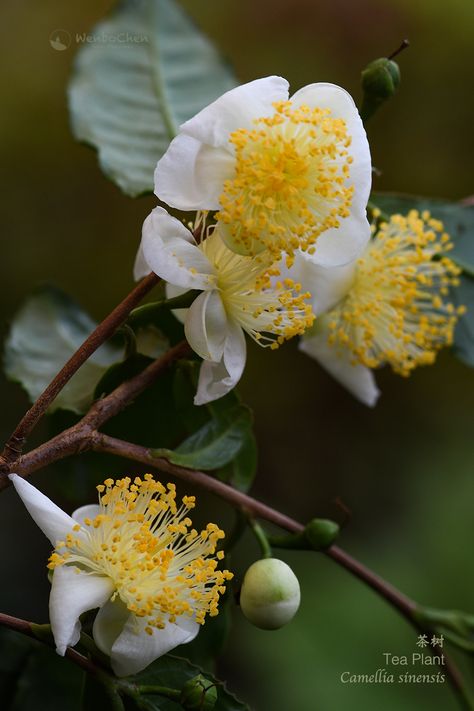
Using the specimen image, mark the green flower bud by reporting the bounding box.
[305,518,340,550]
[240,558,300,630]
[180,675,217,711]
[360,56,401,122]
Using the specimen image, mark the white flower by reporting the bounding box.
[10,473,232,677]
[295,210,463,405]
[135,207,314,405]
[154,76,371,264]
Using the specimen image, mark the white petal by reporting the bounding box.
[50,566,114,655]
[9,474,79,546]
[194,320,247,405]
[165,282,189,324]
[71,504,100,525]
[155,135,234,211]
[133,244,151,281]
[92,597,130,659]
[141,207,216,290]
[291,83,372,267]
[300,328,380,406]
[291,250,356,316]
[180,76,289,147]
[312,213,371,267]
[108,613,199,677]
[184,290,228,362]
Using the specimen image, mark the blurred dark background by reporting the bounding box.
[1,1,474,709]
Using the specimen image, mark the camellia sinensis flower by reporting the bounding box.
[154,76,372,265]
[10,473,232,677]
[295,210,464,405]
[135,207,314,404]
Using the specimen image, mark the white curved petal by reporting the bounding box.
[133,244,151,281]
[300,328,380,406]
[184,290,228,361]
[291,250,356,316]
[50,566,114,655]
[71,504,100,526]
[291,83,371,267]
[109,613,199,677]
[165,282,189,324]
[141,207,216,290]
[180,76,289,147]
[92,597,130,658]
[194,320,247,405]
[9,474,78,546]
[311,213,371,268]
[155,135,234,211]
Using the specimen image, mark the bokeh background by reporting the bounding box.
[1,1,474,709]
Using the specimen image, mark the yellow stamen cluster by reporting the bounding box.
[217,100,354,258]
[48,475,233,630]
[201,229,314,348]
[326,211,464,375]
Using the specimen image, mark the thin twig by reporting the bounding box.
[0,612,100,676]
[0,273,160,467]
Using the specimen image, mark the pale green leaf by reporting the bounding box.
[4,286,167,414]
[69,0,237,196]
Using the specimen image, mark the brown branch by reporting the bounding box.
[0,273,160,467]
[0,612,100,676]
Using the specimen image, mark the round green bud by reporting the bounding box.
[180,675,217,711]
[305,518,340,550]
[240,558,300,630]
[361,57,400,100]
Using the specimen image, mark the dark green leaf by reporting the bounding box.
[176,595,233,672]
[69,0,237,196]
[216,430,257,492]
[127,655,250,711]
[7,644,83,711]
[153,405,252,470]
[372,193,474,366]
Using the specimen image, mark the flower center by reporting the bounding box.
[48,475,232,632]
[326,210,464,375]
[200,230,315,347]
[216,100,354,257]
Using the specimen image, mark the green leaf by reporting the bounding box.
[69,0,237,196]
[126,654,250,711]
[5,642,83,711]
[216,430,257,493]
[372,193,474,366]
[4,286,167,415]
[153,405,252,470]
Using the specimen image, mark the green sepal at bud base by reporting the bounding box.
[180,674,217,711]
[240,558,300,630]
[360,57,401,122]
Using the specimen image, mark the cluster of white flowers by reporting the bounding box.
[136,75,461,405]
[11,75,464,682]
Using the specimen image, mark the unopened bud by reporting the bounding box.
[240,558,300,630]
[180,675,217,711]
[305,518,340,550]
[360,56,401,122]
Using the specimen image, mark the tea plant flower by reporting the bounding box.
[10,473,232,677]
[296,211,464,405]
[154,76,371,265]
[135,207,314,404]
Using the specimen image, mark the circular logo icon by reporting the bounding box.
[49,29,71,51]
